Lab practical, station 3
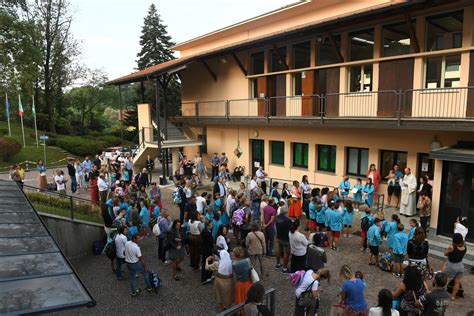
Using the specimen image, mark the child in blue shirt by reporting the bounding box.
[308,198,318,232]
[139,200,150,237]
[152,201,160,218]
[408,218,418,240]
[128,223,138,239]
[392,223,408,277]
[342,200,354,238]
[385,214,400,251]
[329,201,343,251]
[205,207,214,223]
[359,205,374,251]
[324,201,334,233]
[315,202,326,232]
[352,178,363,210]
[362,179,375,207]
[212,212,222,239]
[367,218,382,266]
[339,176,351,200]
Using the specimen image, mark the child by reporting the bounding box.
[139,200,150,237]
[325,200,334,233]
[212,212,222,239]
[339,176,351,200]
[355,271,367,289]
[362,178,375,207]
[408,218,418,240]
[205,206,214,223]
[330,188,340,202]
[152,199,161,218]
[352,178,363,210]
[320,187,329,208]
[367,218,382,266]
[308,198,318,232]
[392,223,408,277]
[342,201,354,238]
[359,205,373,252]
[128,222,138,239]
[385,214,400,253]
[315,201,326,232]
[329,201,343,251]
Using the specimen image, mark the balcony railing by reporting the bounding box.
[179,87,474,121]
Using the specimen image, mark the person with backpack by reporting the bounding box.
[125,234,153,297]
[392,223,408,278]
[246,223,266,277]
[157,210,172,263]
[115,226,128,280]
[359,205,373,252]
[368,218,383,267]
[292,268,330,316]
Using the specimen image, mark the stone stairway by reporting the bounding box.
[426,233,474,267]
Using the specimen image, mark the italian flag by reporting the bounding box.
[18,95,24,117]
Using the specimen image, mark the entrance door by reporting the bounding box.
[257,77,267,117]
[251,139,264,176]
[268,75,286,116]
[438,161,473,241]
[301,70,315,116]
[416,153,435,179]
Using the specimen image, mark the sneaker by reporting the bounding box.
[275,264,283,269]
[147,288,155,293]
[201,278,213,285]
[131,289,140,297]
[280,267,290,274]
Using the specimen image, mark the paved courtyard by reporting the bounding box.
[41,179,473,316]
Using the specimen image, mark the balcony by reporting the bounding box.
[177,87,474,131]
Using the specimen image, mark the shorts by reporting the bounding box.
[369,245,379,256]
[393,253,405,263]
[393,186,401,197]
[331,231,341,238]
[309,220,316,231]
[317,222,326,229]
[278,240,291,255]
[344,224,352,228]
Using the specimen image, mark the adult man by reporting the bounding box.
[92,154,101,170]
[135,168,149,188]
[98,173,109,204]
[250,181,264,222]
[213,176,227,200]
[255,165,268,194]
[262,199,277,257]
[54,170,67,195]
[196,192,208,215]
[400,167,417,216]
[66,159,77,194]
[245,223,266,277]
[184,195,197,221]
[145,155,155,183]
[115,226,128,280]
[275,206,292,273]
[219,152,228,167]
[124,155,133,184]
[417,272,450,315]
[210,153,220,181]
[125,234,153,296]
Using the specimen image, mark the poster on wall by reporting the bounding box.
[234,146,243,158]
[421,162,429,172]
[254,161,260,168]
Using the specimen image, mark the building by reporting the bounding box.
[110,0,474,241]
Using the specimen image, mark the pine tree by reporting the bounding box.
[135,3,181,121]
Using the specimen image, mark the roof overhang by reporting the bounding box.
[430,142,474,164]
[108,0,425,86]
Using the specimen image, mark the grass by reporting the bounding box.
[33,203,103,223]
[0,121,68,168]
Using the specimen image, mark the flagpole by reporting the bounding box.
[5,93,11,136]
[19,95,26,148]
[33,95,38,147]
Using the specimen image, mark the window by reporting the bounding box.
[293,143,308,168]
[383,21,415,57]
[251,52,264,75]
[349,64,372,92]
[252,79,259,98]
[425,55,461,88]
[346,147,368,177]
[380,150,408,179]
[318,34,341,65]
[293,72,303,96]
[426,10,463,52]
[293,41,311,69]
[349,29,374,61]
[318,145,336,173]
[270,46,287,72]
[271,141,285,165]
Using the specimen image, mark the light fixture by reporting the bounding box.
[430,136,442,150]
[218,57,228,64]
[253,130,259,138]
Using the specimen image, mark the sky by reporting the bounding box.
[71,0,294,81]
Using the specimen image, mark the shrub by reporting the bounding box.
[0,136,22,161]
[97,135,122,147]
[0,127,9,136]
[56,137,107,157]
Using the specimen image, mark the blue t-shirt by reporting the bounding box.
[128,226,138,238]
[329,209,343,232]
[367,224,381,246]
[309,203,317,220]
[393,231,408,255]
[205,212,214,223]
[342,279,368,311]
[316,207,326,224]
[123,171,130,182]
[408,226,415,240]
[152,205,160,218]
[139,206,150,225]
[342,208,353,226]
[212,219,221,239]
[385,221,398,249]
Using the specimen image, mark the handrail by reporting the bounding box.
[22,184,93,202]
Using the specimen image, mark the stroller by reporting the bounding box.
[231,166,245,182]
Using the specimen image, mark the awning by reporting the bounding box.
[430,143,474,164]
[0,180,95,315]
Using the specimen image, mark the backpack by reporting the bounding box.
[92,240,104,256]
[172,188,182,205]
[379,252,392,272]
[312,232,329,248]
[232,208,246,226]
[289,270,307,288]
[148,270,161,293]
[104,239,116,260]
[152,221,161,236]
[361,216,371,231]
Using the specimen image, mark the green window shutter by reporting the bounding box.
[271,141,284,165]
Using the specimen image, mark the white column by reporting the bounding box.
[171,148,180,176]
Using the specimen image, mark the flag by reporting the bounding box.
[32,97,36,118]
[5,94,10,117]
[18,95,24,117]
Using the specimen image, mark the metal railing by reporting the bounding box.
[22,185,103,223]
[179,87,474,120]
[216,288,276,316]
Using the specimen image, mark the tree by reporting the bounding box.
[136,3,181,122]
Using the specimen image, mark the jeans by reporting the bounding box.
[158,237,167,262]
[76,174,84,188]
[116,257,125,278]
[264,226,276,256]
[148,171,153,183]
[252,200,261,222]
[211,166,218,181]
[179,203,186,223]
[420,215,430,234]
[127,262,151,292]
[70,176,77,193]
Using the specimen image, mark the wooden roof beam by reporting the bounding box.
[232,53,247,76]
[405,13,420,53]
[201,60,217,82]
[272,44,289,70]
[328,32,344,63]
